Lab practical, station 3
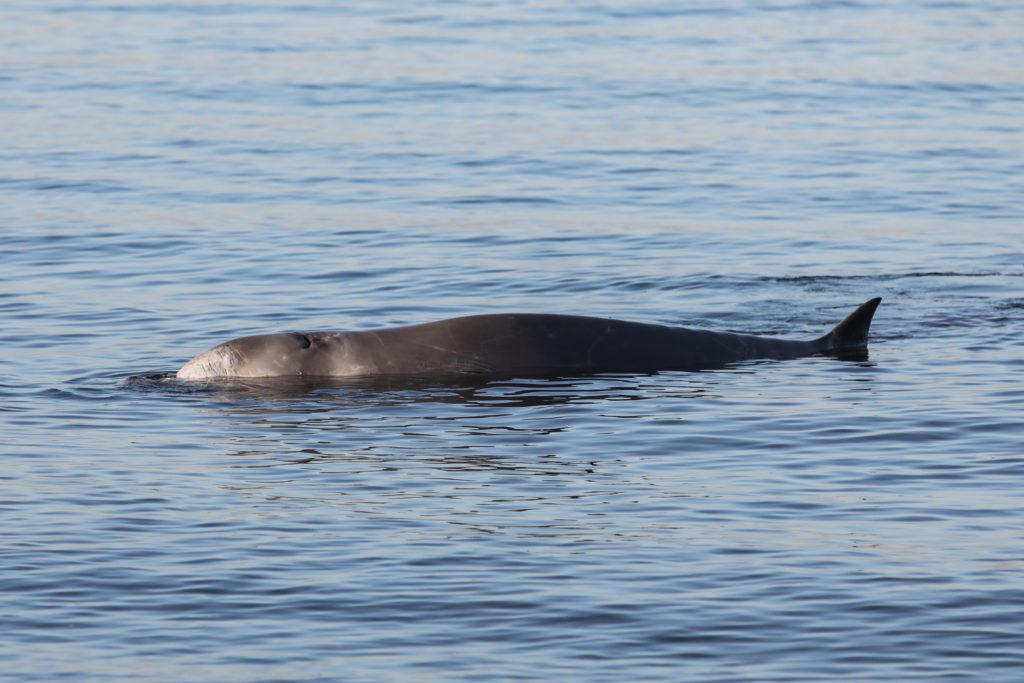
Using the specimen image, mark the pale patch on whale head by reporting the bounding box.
[176,343,240,379]
[177,332,313,380]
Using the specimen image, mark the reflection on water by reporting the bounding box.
[129,369,721,404]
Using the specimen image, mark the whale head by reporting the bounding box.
[177,332,316,380]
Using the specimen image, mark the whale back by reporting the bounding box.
[176,299,883,380]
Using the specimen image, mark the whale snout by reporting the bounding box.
[177,332,313,380]
[176,343,237,380]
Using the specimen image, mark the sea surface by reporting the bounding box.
[2,1,1023,681]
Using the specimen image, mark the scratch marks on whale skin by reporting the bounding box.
[446,357,495,374]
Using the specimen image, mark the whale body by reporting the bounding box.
[176,298,881,381]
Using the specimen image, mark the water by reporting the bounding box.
[2,1,1023,680]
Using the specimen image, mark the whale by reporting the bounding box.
[176,298,881,381]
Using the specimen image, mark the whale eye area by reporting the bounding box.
[292,333,312,348]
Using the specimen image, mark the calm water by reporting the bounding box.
[2,1,1023,680]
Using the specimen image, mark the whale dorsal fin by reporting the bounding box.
[817,297,882,352]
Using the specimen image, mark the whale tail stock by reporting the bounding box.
[815,297,882,356]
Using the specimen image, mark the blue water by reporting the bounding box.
[2,1,1023,680]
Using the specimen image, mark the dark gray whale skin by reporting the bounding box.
[177,298,881,380]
